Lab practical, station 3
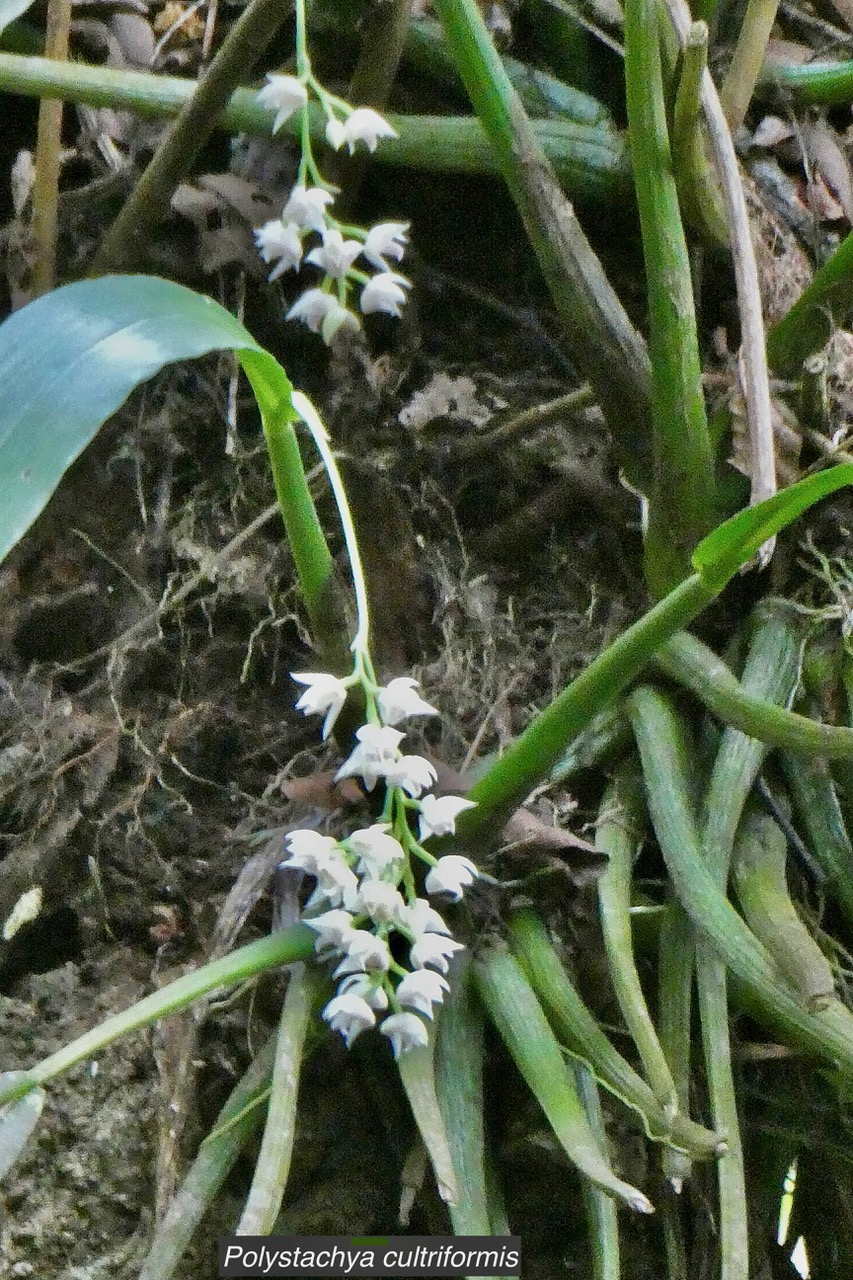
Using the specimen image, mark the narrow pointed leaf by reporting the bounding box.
[692,465,853,586]
[0,1071,45,1180]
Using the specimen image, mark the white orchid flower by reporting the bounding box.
[380,1011,429,1058]
[362,222,409,271]
[409,932,465,974]
[376,677,438,726]
[322,992,376,1047]
[282,184,335,233]
[253,219,303,280]
[257,74,308,133]
[396,969,449,1019]
[417,794,477,841]
[291,671,349,738]
[305,227,363,280]
[424,855,479,902]
[334,724,405,791]
[360,271,411,318]
[383,754,437,798]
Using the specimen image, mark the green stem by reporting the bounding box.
[624,0,717,593]
[435,956,493,1239]
[139,1036,277,1280]
[719,0,781,131]
[92,0,289,273]
[397,1035,459,1205]
[457,574,717,846]
[396,15,613,127]
[656,630,853,758]
[781,747,853,931]
[766,228,853,373]
[574,1062,622,1280]
[238,358,351,676]
[507,908,722,1158]
[235,964,320,1235]
[656,900,696,1195]
[291,391,370,656]
[431,0,654,479]
[731,804,835,1011]
[670,21,729,253]
[0,53,630,201]
[627,684,853,1079]
[693,603,803,1280]
[549,701,634,785]
[596,769,679,1115]
[475,944,654,1211]
[0,924,315,1106]
[759,55,853,105]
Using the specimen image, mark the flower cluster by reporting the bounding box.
[285,671,478,1057]
[253,72,411,344]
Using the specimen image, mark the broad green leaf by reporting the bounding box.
[693,464,853,586]
[0,275,295,566]
[0,1071,45,1180]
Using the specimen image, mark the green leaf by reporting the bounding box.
[0,275,294,566]
[0,1071,45,1180]
[692,465,853,586]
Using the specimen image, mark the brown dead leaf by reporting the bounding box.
[729,388,803,487]
[807,174,847,223]
[281,771,364,809]
[764,39,813,66]
[172,176,275,275]
[500,807,599,856]
[803,118,853,223]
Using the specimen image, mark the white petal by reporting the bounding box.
[286,288,337,332]
[424,855,479,902]
[376,677,438,726]
[418,794,477,840]
[396,969,449,1018]
[325,115,348,151]
[380,1011,429,1058]
[343,107,398,153]
[384,754,437,798]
